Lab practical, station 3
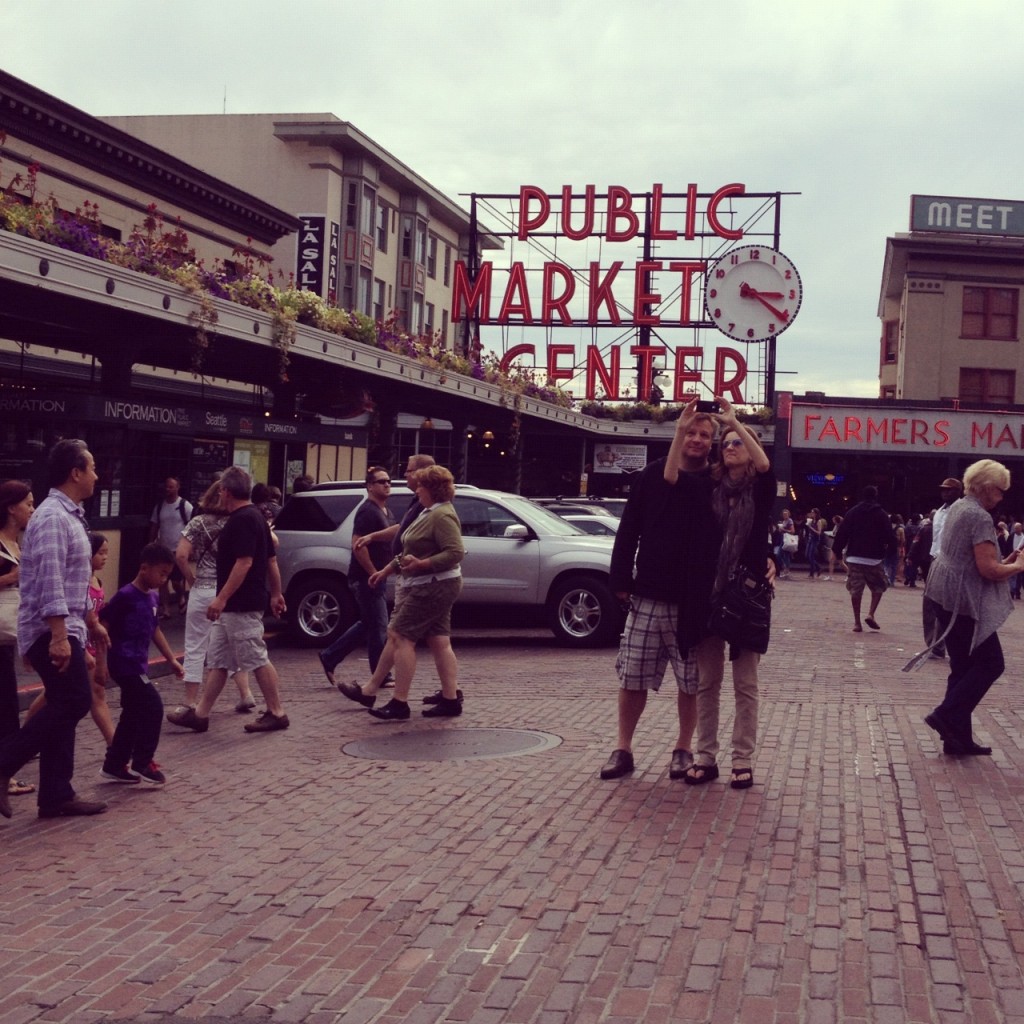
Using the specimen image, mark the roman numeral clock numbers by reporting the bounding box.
[704,245,803,343]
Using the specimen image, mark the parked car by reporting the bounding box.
[274,482,625,649]
[532,496,628,519]
[561,515,619,536]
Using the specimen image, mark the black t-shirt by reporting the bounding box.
[350,500,396,583]
[611,457,721,652]
[392,498,425,557]
[216,503,273,613]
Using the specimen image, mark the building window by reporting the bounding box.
[883,320,898,363]
[413,294,425,334]
[416,221,427,266]
[880,385,896,399]
[342,266,354,309]
[398,289,411,330]
[361,186,376,237]
[401,216,413,259]
[441,309,449,345]
[376,204,389,252]
[443,245,452,287]
[373,279,385,321]
[959,367,1015,404]
[359,268,372,315]
[962,287,1018,340]
[427,235,438,279]
[425,302,435,336]
[345,183,358,229]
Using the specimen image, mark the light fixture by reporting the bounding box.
[421,417,434,430]
[482,429,494,441]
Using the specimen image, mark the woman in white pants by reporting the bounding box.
[173,480,254,714]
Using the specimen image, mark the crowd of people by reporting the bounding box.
[0,443,291,821]
[1,424,1018,823]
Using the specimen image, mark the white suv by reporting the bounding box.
[273,482,624,649]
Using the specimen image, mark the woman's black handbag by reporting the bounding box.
[708,566,773,653]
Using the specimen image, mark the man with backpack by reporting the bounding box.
[149,476,193,618]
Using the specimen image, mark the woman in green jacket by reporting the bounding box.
[339,464,465,720]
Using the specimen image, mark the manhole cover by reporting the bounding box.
[342,727,562,762]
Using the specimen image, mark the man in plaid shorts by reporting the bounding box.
[600,402,721,781]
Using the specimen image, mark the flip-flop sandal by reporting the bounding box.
[8,778,35,795]
[683,763,719,786]
[730,768,754,790]
[865,617,881,630]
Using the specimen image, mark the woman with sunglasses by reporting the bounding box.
[681,398,775,790]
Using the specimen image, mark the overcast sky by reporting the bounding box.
[7,0,1023,403]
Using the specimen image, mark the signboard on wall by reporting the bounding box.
[593,443,648,473]
[792,402,1024,455]
[296,214,327,293]
[910,194,1024,238]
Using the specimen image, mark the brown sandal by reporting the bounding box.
[8,778,35,795]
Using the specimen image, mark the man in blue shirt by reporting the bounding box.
[0,438,107,819]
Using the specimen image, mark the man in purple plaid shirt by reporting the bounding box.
[0,439,108,820]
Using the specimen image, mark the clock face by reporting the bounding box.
[705,245,802,342]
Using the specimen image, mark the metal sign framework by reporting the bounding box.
[460,188,794,407]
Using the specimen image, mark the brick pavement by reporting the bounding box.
[2,576,1024,1023]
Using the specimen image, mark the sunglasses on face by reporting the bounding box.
[721,439,745,449]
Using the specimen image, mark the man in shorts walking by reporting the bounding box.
[599,402,720,781]
[166,466,289,734]
[832,485,895,633]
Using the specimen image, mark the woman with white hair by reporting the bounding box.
[922,459,1024,756]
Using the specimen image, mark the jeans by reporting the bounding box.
[805,537,820,577]
[321,578,388,674]
[0,645,19,741]
[0,633,91,807]
[923,596,946,657]
[107,674,164,772]
[932,609,1003,743]
[694,635,760,769]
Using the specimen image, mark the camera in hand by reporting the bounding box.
[695,400,721,413]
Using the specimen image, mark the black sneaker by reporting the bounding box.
[423,688,464,705]
[368,698,410,721]
[129,761,166,786]
[422,697,462,718]
[100,763,140,784]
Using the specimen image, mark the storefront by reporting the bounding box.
[0,386,364,586]
[776,392,1024,520]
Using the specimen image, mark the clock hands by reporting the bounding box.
[739,281,789,322]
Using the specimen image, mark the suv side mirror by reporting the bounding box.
[503,524,529,539]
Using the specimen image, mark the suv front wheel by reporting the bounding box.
[546,575,622,647]
[289,573,353,647]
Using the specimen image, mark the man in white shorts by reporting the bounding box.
[166,466,289,734]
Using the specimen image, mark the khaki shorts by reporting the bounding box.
[390,577,462,641]
[206,610,270,673]
[845,563,888,598]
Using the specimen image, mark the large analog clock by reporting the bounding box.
[705,245,802,342]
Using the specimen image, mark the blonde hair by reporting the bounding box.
[963,459,1010,497]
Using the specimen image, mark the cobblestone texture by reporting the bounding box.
[4,577,1024,1022]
